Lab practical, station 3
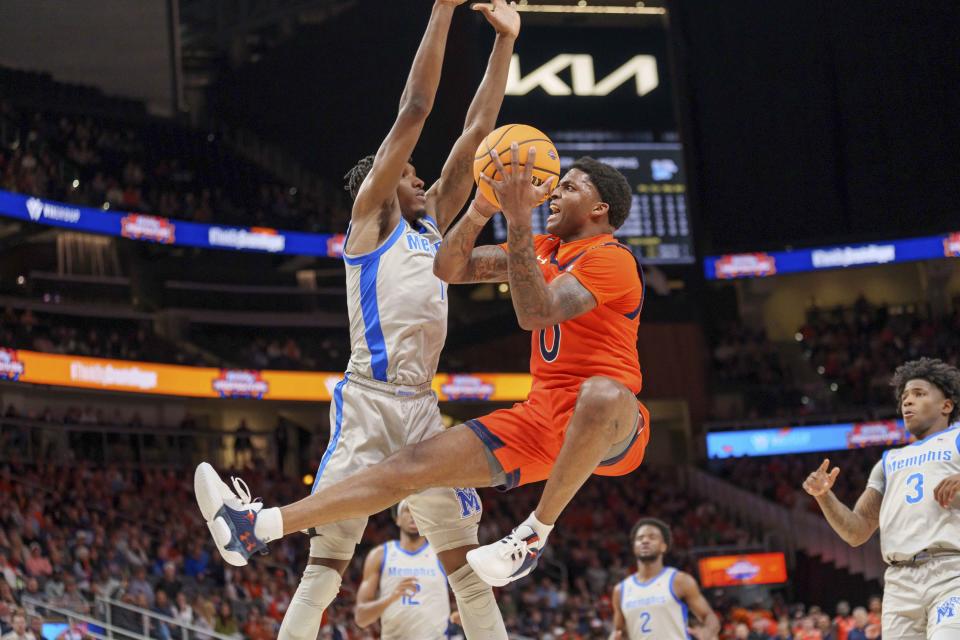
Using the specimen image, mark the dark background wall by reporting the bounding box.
[669,0,960,253]
[208,0,960,253]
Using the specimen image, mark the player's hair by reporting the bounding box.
[571,156,632,230]
[344,154,376,201]
[390,499,409,522]
[890,357,960,424]
[629,517,673,551]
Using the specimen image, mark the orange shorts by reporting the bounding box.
[465,387,650,490]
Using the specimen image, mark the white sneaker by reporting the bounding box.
[194,462,268,566]
[466,525,543,587]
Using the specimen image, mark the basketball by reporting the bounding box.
[473,124,561,207]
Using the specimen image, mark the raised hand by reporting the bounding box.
[934,473,960,508]
[473,0,521,39]
[802,459,841,498]
[390,577,419,602]
[479,143,555,226]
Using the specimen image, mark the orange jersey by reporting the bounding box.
[504,233,644,394]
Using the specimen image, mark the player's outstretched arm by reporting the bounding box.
[802,458,881,546]
[674,572,721,640]
[352,1,462,221]
[483,145,596,330]
[609,583,626,640]
[426,0,519,233]
[355,545,419,628]
[434,194,508,283]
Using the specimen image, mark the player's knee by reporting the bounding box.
[578,376,631,414]
[308,556,350,576]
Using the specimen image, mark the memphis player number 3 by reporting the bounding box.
[906,472,924,504]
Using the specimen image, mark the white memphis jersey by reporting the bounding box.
[868,424,960,563]
[620,568,689,639]
[343,216,447,386]
[379,540,450,640]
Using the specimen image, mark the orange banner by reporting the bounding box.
[698,553,788,588]
[0,348,532,402]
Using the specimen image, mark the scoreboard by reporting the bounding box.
[492,141,695,265]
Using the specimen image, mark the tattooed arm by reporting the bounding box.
[505,220,596,330]
[803,459,881,546]
[433,197,508,283]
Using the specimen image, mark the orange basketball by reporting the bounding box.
[473,124,561,207]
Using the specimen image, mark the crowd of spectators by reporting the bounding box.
[709,447,882,513]
[0,307,198,367]
[0,100,349,232]
[797,300,960,410]
[0,455,882,640]
[709,300,960,422]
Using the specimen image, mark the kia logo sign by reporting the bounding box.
[506,54,659,97]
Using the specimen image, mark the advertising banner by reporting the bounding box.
[0,189,345,258]
[0,348,534,402]
[705,232,960,280]
[706,420,914,458]
[698,553,788,587]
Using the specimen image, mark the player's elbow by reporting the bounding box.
[848,531,872,547]
[433,257,454,282]
[517,315,550,332]
[433,258,463,284]
[459,123,486,144]
[398,96,432,122]
[354,609,374,629]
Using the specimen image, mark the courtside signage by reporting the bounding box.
[698,553,787,587]
[0,189,343,258]
[706,420,915,458]
[704,232,960,280]
[0,348,533,402]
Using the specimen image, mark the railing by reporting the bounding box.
[22,596,151,640]
[683,467,886,582]
[98,596,236,640]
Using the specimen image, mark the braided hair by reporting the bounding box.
[343,154,376,201]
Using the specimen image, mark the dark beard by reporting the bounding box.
[637,554,660,564]
[404,208,427,224]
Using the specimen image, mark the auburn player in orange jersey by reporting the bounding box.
[189,143,647,602]
[440,144,648,585]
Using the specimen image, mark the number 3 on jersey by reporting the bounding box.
[539,324,561,362]
[905,473,924,504]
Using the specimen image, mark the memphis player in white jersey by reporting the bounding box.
[195,2,521,640]
[803,357,960,639]
[611,518,720,640]
[356,501,458,640]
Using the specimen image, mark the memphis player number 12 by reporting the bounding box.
[401,583,421,606]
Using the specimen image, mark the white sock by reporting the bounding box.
[254,507,284,542]
[278,565,341,640]
[521,512,554,548]
[447,564,508,640]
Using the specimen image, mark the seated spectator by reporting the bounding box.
[0,613,33,640]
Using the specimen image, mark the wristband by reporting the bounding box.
[465,205,490,226]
